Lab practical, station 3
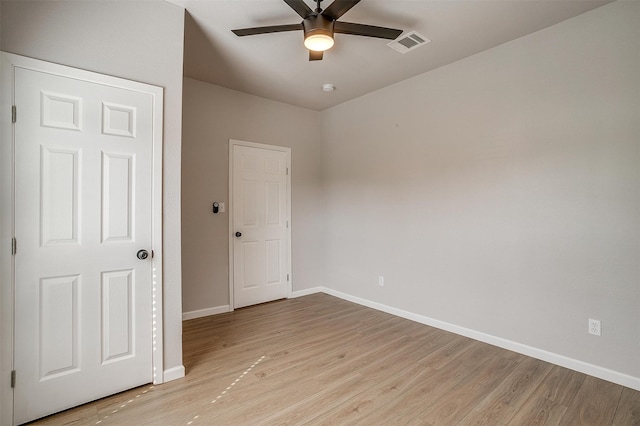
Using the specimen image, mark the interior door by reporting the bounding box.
[232,143,290,309]
[13,66,154,424]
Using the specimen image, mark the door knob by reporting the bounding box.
[137,249,149,260]
[235,232,242,238]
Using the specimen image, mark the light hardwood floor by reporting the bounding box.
[31,293,640,425]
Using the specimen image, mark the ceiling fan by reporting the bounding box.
[232,0,403,61]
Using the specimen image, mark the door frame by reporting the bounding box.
[228,139,292,310]
[0,52,165,424]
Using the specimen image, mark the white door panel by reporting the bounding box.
[232,143,290,309]
[13,66,154,424]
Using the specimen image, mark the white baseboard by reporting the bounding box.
[163,365,185,382]
[290,286,324,298]
[182,289,325,320]
[182,305,230,321]
[320,287,640,391]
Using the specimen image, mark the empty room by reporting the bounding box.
[0,0,639,424]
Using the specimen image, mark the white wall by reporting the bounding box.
[0,1,186,410]
[320,0,639,384]
[181,79,323,315]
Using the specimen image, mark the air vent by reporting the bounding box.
[388,31,430,54]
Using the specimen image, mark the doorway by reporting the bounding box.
[1,53,164,425]
[229,140,291,309]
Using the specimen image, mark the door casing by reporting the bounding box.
[0,52,165,425]
[228,139,292,310]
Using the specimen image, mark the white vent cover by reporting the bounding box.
[388,31,431,54]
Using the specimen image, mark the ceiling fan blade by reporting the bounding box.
[309,50,324,61]
[322,0,361,20]
[283,0,313,18]
[232,24,302,37]
[334,21,402,40]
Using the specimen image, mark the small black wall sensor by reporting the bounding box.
[212,202,219,214]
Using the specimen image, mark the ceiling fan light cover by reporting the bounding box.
[304,34,334,51]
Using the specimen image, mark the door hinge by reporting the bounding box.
[287,274,290,282]
[151,250,155,259]
[10,370,16,388]
[286,167,289,176]
[286,220,289,229]
[11,106,16,123]
[11,237,17,255]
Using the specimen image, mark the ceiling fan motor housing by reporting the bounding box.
[303,14,335,39]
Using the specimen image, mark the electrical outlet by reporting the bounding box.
[588,319,601,336]
[378,276,384,286]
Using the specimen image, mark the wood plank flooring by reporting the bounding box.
[30,293,640,425]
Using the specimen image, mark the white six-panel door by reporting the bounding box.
[13,65,156,424]
[231,142,290,309]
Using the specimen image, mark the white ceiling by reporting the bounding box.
[168,0,611,111]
